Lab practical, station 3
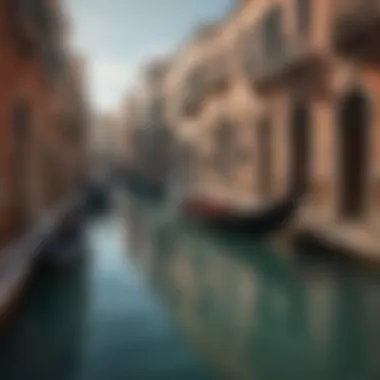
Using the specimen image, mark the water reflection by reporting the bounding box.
[125,200,380,380]
[0,258,88,380]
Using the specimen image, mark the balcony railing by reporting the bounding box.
[252,39,322,92]
[283,40,322,76]
[334,0,380,59]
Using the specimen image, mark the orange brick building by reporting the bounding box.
[0,0,88,245]
[0,0,89,321]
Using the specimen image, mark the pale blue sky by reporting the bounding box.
[67,0,234,112]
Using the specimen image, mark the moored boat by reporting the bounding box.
[179,193,296,236]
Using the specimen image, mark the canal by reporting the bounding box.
[0,191,380,380]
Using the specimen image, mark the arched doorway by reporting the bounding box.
[257,117,273,198]
[12,100,31,233]
[290,102,310,197]
[338,89,368,220]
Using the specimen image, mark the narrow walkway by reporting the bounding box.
[293,203,380,265]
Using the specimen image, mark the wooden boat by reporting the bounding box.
[180,195,296,236]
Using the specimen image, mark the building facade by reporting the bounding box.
[0,0,88,248]
[117,0,380,259]
[122,58,173,186]
[161,0,380,257]
[240,0,380,252]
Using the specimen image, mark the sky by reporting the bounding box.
[66,0,234,113]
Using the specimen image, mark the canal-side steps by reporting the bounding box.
[287,202,380,269]
[0,194,86,325]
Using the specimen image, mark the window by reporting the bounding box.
[239,28,258,81]
[261,7,283,63]
[297,0,310,35]
[34,0,54,35]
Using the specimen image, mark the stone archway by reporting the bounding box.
[338,88,369,220]
[257,117,273,198]
[290,102,310,198]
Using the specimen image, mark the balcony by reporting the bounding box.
[179,57,230,117]
[334,0,380,60]
[252,39,322,93]
[9,0,58,54]
[282,40,323,80]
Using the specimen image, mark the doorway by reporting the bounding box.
[338,89,368,220]
[290,102,310,197]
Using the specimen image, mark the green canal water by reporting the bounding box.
[0,195,380,380]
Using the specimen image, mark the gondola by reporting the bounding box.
[180,195,296,236]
